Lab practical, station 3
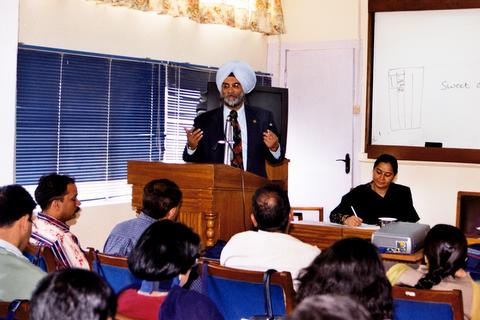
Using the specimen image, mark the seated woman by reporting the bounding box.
[117,220,223,320]
[296,238,392,320]
[387,224,480,320]
[330,153,419,226]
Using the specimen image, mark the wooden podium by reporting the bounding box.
[127,161,269,247]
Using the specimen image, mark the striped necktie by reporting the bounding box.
[229,110,243,169]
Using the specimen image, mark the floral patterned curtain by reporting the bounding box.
[89,0,285,35]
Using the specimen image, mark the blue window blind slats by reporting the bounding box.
[16,47,271,200]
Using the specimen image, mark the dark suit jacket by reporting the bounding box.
[182,105,284,177]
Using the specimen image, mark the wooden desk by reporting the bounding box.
[288,222,375,250]
[468,237,480,245]
[381,249,424,263]
[288,222,424,263]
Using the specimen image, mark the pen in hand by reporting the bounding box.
[350,206,358,217]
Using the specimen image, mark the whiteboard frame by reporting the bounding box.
[366,0,480,164]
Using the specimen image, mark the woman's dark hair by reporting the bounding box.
[289,294,372,320]
[128,220,200,281]
[373,154,398,176]
[30,269,116,320]
[415,224,467,289]
[296,238,392,320]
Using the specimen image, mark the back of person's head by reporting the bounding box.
[415,224,467,289]
[289,294,372,320]
[30,268,116,320]
[0,184,36,227]
[142,179,182,220]
[296,238,392,320]
[35,173,75,211]
[252,184,290,232]
[128,220,200,281]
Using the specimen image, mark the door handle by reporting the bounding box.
[335,153,351,174]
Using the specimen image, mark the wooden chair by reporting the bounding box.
[199,260,295,320]
[291,207,323,222]
[392,286,464,320]
[0,300,30,320]
[23,243,57,272]
[456,191,480,237]
[85,248,141,294]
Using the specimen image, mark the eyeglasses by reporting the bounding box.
[27,213,38,227]
[374,168,394,178]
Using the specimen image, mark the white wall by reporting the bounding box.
[14,0,269,249]
[18,0,267,70]
[0,0,19,185]
[269,0,480,227]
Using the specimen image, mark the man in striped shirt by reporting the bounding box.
[30,173,89,270]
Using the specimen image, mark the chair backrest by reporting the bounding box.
[199,260,295,320]
[86,248,141,294]
[456,191,480,236]
[466,244,480,281]
[392,286,464,320]
[23,243,57,273]
[0,300,30,320]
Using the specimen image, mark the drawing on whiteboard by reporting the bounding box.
[388,67,424,131]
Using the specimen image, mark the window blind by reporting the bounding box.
[16,46,271,202]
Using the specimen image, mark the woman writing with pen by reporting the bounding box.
[330,154,419,226]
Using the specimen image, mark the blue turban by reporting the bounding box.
[216,60,257,94]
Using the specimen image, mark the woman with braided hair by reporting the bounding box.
[387,224,480,319]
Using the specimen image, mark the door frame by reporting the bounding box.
[267,39,363,189]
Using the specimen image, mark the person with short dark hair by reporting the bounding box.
[220,184,320,289]
[288,294,372,320]
[30,173,89,269]
[296,238,392,320]
[117,220,223,320]
[30,268,116,320]
[387,224,480,319]
[103,179,182,256]
[330,153,419,226]
[0,184,45,300]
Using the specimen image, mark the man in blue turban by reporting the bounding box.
[183,60,284,178]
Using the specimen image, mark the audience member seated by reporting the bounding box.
[104,179,182,257]
[220,184,320,289]
[0,184,45,301]
[330,153,419,226]
[387,224,480,320]
[30,173,89,269]
[30,268,116,320]
[296,238,392,320]
[117,220,223,320]
[288,294,371,320]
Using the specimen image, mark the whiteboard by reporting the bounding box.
[371,9,480,149]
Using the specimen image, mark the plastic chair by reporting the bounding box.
[86,248,141,294]
[23,243,57,272]
[392,286,464,320]
[199,260,295,320]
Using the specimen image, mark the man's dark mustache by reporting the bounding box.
[75,207,81,213]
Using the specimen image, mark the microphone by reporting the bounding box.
[218,114,235,165]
